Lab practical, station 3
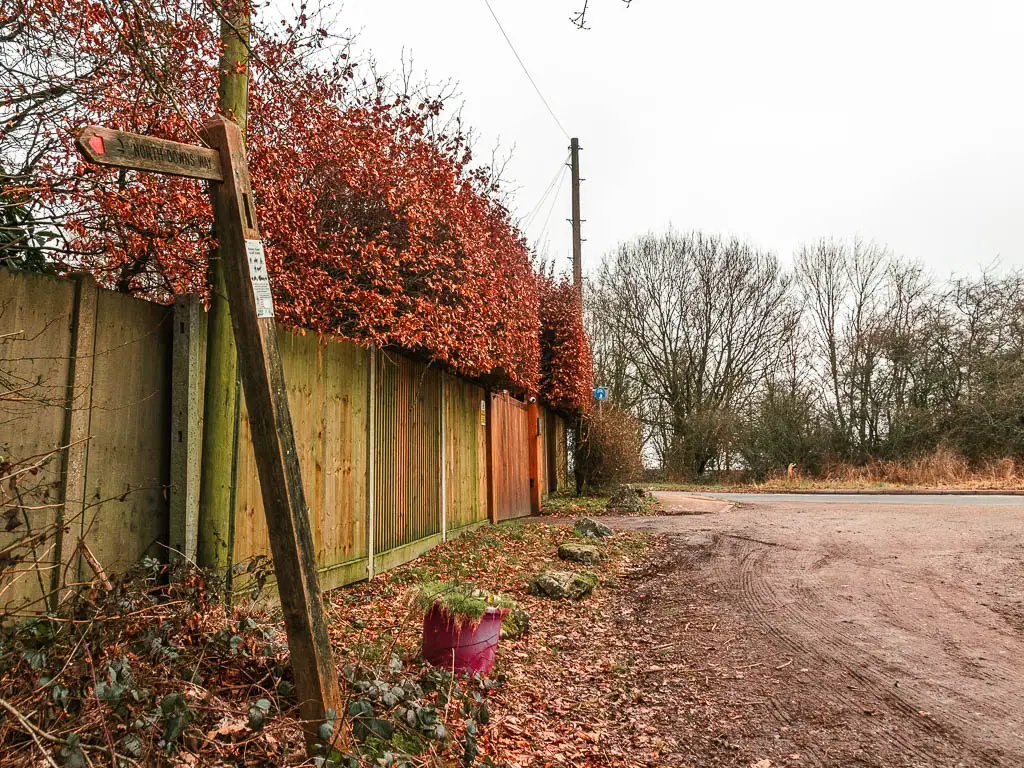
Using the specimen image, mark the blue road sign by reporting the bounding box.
[593,387,608,401]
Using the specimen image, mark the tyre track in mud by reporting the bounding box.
[610,493,1024,767]
[723,524,1024,766]
[720,535,976,766]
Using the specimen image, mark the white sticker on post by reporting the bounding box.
[244,239,275,319]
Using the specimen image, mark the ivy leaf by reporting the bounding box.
[159,693,194,749]
[248,698,272,731]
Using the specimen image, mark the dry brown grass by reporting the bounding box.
[659,447,1024,491]
[792,447,1022,489]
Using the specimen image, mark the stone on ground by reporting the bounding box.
[558,542,603,565]
[574,517,613,539]
[605,485,647,515]
[500,607,530,640]
[529,570,598,600]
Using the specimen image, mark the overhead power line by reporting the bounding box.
[481,0,570,139]
[522,154,570,231]
[535,163,570,250]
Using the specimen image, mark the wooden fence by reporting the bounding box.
[489,392,532,521]
[0,268,571,614]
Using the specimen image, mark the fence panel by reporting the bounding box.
[231,329,370,591]
[443,376,487,532]
[374,354,442,554]
[492,393,531,520]
[80,290,172,579]
[0,271,173,612]
[0,271,77,613]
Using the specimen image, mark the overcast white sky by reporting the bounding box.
[333,0,1024,278]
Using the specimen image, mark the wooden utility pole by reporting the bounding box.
[569,138,585,497]
[198,0,249,569]
[570,137,583,296]
[76,120,342,740]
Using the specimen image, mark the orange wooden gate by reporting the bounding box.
[489,392,532,520]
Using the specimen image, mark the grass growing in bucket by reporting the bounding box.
[412,580,515,627]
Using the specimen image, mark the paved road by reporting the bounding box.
[610,491,1024,766]
[696,491,1024,506]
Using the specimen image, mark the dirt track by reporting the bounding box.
[609,492,1024,766]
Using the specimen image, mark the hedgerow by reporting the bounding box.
[537,274,592,412]
[10,0,573,393]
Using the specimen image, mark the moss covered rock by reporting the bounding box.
[574,517,613,539]
[529,570,598,600]
[606,485,646,515]
[557,542,603,565]
[500,607,531,640]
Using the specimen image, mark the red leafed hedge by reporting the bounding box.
[15,0,546,391]
[537,275,593,413]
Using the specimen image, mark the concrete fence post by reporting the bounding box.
[440,372,447,542]
[169,294,203,566]
[486,392,497,524]
[366,346,376,579]
[55,273,98,603]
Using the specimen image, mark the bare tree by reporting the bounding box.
[571,0,634,29]
[592,230,796,477]
[595,228,1024,479]
[796,238,932,460]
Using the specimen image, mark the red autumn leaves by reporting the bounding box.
[537,275,593,413]
[12,0,590,408]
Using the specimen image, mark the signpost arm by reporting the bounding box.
[199,116,340,734]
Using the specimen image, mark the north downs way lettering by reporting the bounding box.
[76,126,224,182]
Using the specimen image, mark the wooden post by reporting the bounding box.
[199,116,340,733]
[527,400,541,515]
[197,275,239,571]
[569,138,584,496]
[169,294,203,566]
[570,138,583,298]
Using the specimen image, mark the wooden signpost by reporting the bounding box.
[76,126,224,181]
[76,118,341,735]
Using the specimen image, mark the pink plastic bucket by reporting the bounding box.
[421,604,507,675]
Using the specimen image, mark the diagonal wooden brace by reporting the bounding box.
[199,116,341,737]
